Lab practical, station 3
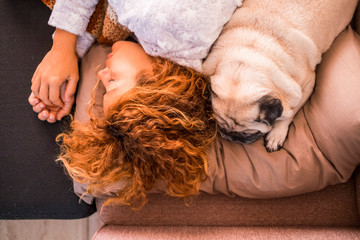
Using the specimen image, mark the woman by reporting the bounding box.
[56,41,217,209]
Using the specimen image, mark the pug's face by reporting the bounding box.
[209,62,284,144]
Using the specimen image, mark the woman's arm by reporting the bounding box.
[30,28,78,122]
[29,0,99,122]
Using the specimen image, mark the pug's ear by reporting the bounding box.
[258,96,283,125]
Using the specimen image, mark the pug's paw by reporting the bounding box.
[264,121,290,152]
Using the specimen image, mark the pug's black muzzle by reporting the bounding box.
[219,127,264,144]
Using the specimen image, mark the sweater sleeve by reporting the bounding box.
[48,0,99,36]
[112,0,242,71]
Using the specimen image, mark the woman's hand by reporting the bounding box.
[28,92,60,123]
[28,83,69,123]
[30,28,78,121]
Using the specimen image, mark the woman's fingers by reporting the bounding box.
[32,76,66,109]
[64,73,79,102]
[30,92,59,123]
[28,92,39,106]
[32,101,46,113]
[57,82,75,120]
[38,109,50,121]
[56,96,74,121]
[49,78,65,107]
[30,69,41,98]
[47,110,57,123]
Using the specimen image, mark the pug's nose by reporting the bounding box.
[258,96,283,126]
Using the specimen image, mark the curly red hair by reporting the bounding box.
[57,57,217,209]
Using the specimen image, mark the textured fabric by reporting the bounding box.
[96,178,360,227]
[75,31,97,57]
[48,0,98,36]
[92,226,360,240]
[109,0,242,71]
[44,0,242,70]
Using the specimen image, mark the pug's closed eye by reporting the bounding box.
[254,117,270,126]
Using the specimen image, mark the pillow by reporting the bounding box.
[72,44,111,204]
[201,26,360,198]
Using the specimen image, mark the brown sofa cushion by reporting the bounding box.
[96,176,359,227]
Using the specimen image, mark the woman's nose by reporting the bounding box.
[97,67,112,86]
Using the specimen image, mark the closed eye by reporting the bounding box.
[254,117,270,126]
[232,118,246,128]
[213,114,237,129]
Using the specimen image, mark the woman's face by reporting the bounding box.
[97,41,154,114]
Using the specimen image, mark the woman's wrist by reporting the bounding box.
[52,28,78,53]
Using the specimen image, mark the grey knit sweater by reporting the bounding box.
[48,0,242,71]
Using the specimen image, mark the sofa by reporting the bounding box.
[85,2,360,239]
[1,0,360,239]
[92,22,360,240]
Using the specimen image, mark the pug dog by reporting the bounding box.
[203,0,358,152]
